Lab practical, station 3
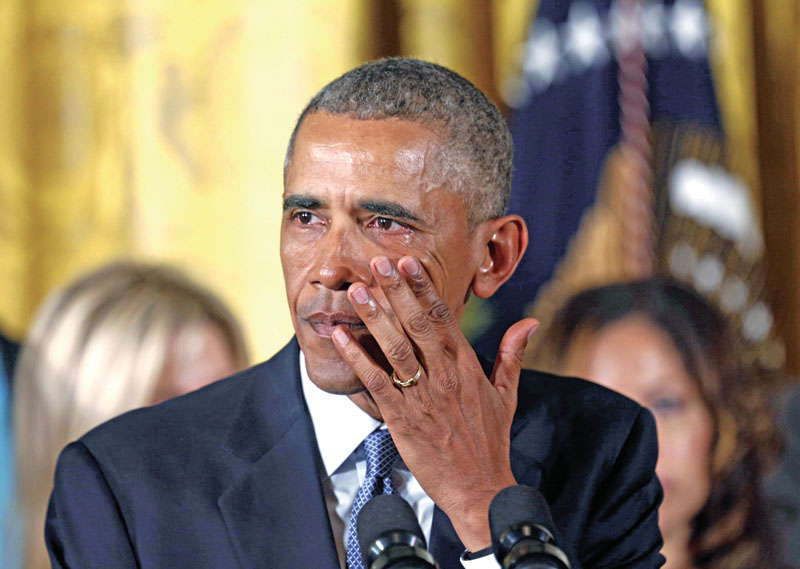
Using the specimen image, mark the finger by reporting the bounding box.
[397,256,460,340]
[331,325,403,409]
[489,319,539,398]
[371,256,440,351]
[347,282,423,385]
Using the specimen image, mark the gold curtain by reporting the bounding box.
[750,1,800,374]
[0,0,369,361]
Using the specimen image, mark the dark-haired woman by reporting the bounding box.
[526,279,778,569]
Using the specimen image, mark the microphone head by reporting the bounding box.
[489,485,557,548]
[356,494,427,560]
[357,494,427,563]
[490,486,571,569]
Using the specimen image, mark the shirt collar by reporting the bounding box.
[300,351,382,479]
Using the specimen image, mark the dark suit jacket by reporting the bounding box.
[46,338,663,569]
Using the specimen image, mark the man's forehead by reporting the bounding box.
[297,141,439,182]
[295,112,444,156]
[289,115,452,186]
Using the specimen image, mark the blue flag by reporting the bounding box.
[474,0,721,357]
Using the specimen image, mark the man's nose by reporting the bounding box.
[311,225,373,291]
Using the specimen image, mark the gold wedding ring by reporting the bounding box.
[391,366,422,388]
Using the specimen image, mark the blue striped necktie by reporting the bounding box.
[345,428,399,569]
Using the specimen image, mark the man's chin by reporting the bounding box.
[299,328,391,395]
[304,356,368,396]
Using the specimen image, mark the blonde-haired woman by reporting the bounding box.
[13,261,249,569]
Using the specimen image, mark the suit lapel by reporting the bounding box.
[217,339,339,569]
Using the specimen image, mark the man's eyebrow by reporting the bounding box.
[283,195,323,210]
[358,200,424,223]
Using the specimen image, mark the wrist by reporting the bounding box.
[452,509,493,552]
[447,478,516,551]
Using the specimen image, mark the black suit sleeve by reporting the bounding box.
[580,407,664,569]
[46,441,139,569]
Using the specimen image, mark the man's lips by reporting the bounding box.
[304,312,366,338]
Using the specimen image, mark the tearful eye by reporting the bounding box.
[369,217,406,232]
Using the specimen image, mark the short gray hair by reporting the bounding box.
[284,58,513,224]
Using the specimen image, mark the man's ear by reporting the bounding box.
[472,214,528,299]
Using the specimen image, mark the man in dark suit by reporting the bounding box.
[46,59,663,569]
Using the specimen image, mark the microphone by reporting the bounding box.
[489,485,570,569]
[357,494,437,569]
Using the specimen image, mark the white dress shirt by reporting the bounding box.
[300,352,499,569]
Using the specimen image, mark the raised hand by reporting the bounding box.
[331,254,538,551]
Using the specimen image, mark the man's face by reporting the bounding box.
[281,112,484,394]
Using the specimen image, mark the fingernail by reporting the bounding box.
[352,286,370,304]
[375,257,393,277]
[333,327,349,346]
[527,322,540,341]
[403,257,421,277]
